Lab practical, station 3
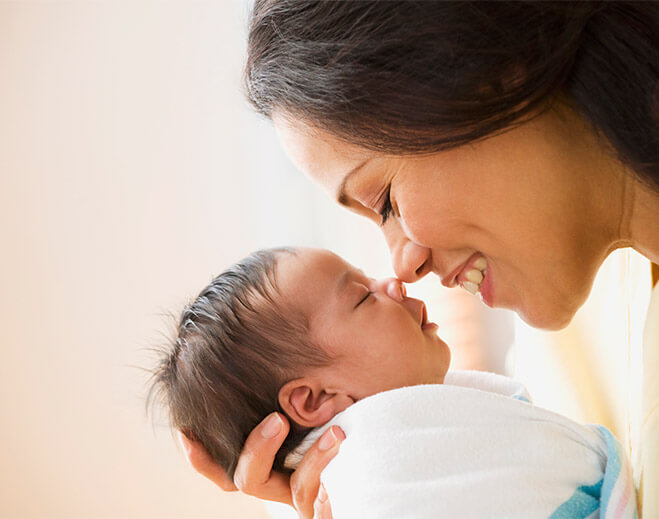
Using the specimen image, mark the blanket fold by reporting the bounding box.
[289,371,636,519]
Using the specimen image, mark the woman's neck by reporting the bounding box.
[572,101,659,266]
[622,175,659,264]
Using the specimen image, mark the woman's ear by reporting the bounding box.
[278,378,354,428]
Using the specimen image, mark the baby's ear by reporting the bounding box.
[278,378,353,428]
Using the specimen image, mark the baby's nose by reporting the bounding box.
[374,278,407,302]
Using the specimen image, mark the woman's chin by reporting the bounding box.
[516,301,576,331]
[495,279,583,331]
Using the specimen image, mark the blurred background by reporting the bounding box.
[0,2,649,518]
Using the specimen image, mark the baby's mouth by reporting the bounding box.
[420,302,438,331]
[457,256,487,296]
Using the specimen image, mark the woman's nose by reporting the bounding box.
[383,220,432,283]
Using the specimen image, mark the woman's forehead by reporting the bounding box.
[273,113,374,192]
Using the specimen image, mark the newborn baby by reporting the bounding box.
[150,247,636,518]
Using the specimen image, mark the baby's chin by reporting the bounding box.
[418,368,450,386]
[432,341,451,383]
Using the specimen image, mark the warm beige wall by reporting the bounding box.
[3,1,644,517]
[0,2,559,517]
[0,2,272,517]
[0,3,517,516]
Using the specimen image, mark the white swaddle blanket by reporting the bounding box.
[286,371,636,519]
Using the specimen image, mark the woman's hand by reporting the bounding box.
[178,412,344,519]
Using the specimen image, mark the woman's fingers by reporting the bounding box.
[179,415,343,519]
[233,412,294,505]
[290,426,345,519]
[313,484,333,519]
[177,430,237,491]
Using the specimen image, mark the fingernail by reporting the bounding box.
[318,426,345,451]
[261,412,283,439]
[400,283,406,298]
[317,484,328,503]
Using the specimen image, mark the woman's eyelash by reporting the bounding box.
[379,189,393,225]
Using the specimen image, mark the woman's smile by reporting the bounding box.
[444,253,487,290]
[274,104,627,330]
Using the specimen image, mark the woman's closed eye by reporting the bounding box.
[379,187,393,225]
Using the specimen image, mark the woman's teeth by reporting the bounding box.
[473,257,487,271]
[460,257,487,295]
[465,269,483,284]
[462,281,480,295]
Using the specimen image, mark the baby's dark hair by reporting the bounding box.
[148,247,331,478]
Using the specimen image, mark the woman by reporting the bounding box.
[180,2,658,518]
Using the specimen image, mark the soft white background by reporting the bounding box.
[1,2,646,518]
[0,2,499,517]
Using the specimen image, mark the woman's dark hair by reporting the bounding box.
[148,248,331,478]
[246,1,658,188]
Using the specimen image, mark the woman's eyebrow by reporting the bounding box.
[336,159,369,207]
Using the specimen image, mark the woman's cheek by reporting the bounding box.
[401,211,451,250]
[397,204,433,246]
[399,185,461,245]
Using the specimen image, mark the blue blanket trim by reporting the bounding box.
[595,425,638,519]
[548,479,603,519]
[597,425,622,515]
[549,425,637,519]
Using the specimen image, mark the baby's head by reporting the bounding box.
[149,247,450,477]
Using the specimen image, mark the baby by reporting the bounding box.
[149,246,447,474]
[150,247,636,518]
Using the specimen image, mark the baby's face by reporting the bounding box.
[276,248,451,400]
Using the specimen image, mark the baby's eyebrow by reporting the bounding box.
[336,270,353,298]
[336,268,369,307]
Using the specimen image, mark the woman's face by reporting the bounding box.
[273,108,616,330]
